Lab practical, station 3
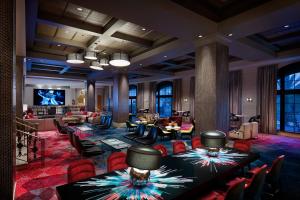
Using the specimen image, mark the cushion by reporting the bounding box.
[91,112,98,118]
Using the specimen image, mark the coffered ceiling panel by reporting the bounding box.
[55,28,76,40]
[65,3,91,21]
[86,11,112,26]
[36,23,57,37]
[72,33,93,43]
[39,0,66,16]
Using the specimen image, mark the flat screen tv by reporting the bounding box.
[33,89,65,106]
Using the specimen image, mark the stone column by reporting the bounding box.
[194,42,229,133]
[86,80,96,112]
[112,73,129,127]
[16,56,24,118]
[0,0,16,198]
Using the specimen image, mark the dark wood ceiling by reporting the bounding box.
[171,0,271,22]
[248,21,300,52]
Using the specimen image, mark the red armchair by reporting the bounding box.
[153,144,168,157]
[244,164,267,200]
[107,152,128,173]
[192,136,202,149]
[199,177,246,200]
[67,159,96,183]
[172,141,187,155]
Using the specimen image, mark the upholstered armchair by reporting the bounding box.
[228,123,252,139]
[250,122,258,138]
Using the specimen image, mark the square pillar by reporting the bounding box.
[86,80,96,112]
[0,0,16,198]
[195,42,229,133]
[112,73,129,127]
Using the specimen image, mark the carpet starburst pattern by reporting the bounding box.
[174,148,247,172]
[77,166,193,200]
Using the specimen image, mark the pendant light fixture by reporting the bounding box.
[99,58,109,66]
[84,51,97,60]
[66,53,84,64]
[109,52,130,67]
[89,61,103,70]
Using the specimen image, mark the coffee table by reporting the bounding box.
[100,138,131,150]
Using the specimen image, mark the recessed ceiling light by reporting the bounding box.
[228,33,233,37]
[163,55,167,58]
[139,64,143,66]
[102,52,106,55]
[142,28,146,31]
[198,35,203,38]
[76,7,83,11]
[284,25,289,28]
[57,44,61,47]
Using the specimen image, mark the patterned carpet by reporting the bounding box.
[15,127,300,200]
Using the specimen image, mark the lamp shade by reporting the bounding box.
[84,51,97,60]
[89,61,103,70]
[126,146,161,170]
[66,53,84,64]
[99,58,109,66]
[109,52,130,67]
[201,130,226,148]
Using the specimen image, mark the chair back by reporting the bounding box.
[225,178,246,200]
[67,159,95,183]
[245,164,267,200]
[73,134,82,154]
[173,141,187,154]
[191,136,202,149]
[106,116,112,128]
[250,122,258,138]
[234,140,251,153]
[107,152,128,172]
[68,132,75,147]
[100,116,106,125]
[153,144,168,157]
[267,155,285,188]
[146,126,158,141]
[136,124,146,137]
[53,119,62,132]
[126,121,131,128]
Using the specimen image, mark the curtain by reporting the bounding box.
[189,77,195,117]
[149,81,156,113]
[229,70,242,115]
[137,83,144,110]
[173,79,182,111]
[257,65,277,134]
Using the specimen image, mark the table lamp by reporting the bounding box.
[126,146,161,186]
[201,130,226,157]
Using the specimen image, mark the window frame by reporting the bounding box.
[129,85,137,114]
[277,64,300,133]
[155,81,173,117]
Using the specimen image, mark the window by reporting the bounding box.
[277,65,300,133]
[156,82,173,117]
[129,85,137,114]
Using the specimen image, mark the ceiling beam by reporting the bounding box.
[32,46,72,56]
[37,12,103,36]
[27,71,87,80]
[128,69,174,77]
[111,32,153,48]
[219,0,300,39]
[35,34,87,49]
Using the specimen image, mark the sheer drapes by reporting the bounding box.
[257,65,277,134]
[137,83,144,110]
[189,77,195,117]
[229,70,242,115]
[173,79,182,111]
[149,81,156,113]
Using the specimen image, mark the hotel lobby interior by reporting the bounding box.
[1,0,300,199]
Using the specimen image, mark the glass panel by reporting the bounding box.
[284,74,295,90]
[159,85,172,96]
[131,99,136,114]
[276,95,280,130]
[277,78,281,90]
[159,97,172,117]
[129,86,137,97]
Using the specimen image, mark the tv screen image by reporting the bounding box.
[34,89,65,106]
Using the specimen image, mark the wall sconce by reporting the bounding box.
[183,98,188,102]
[246,98,253,102]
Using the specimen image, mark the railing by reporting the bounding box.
[15,117,45,166]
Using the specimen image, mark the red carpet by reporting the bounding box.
[15,131,94,200]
